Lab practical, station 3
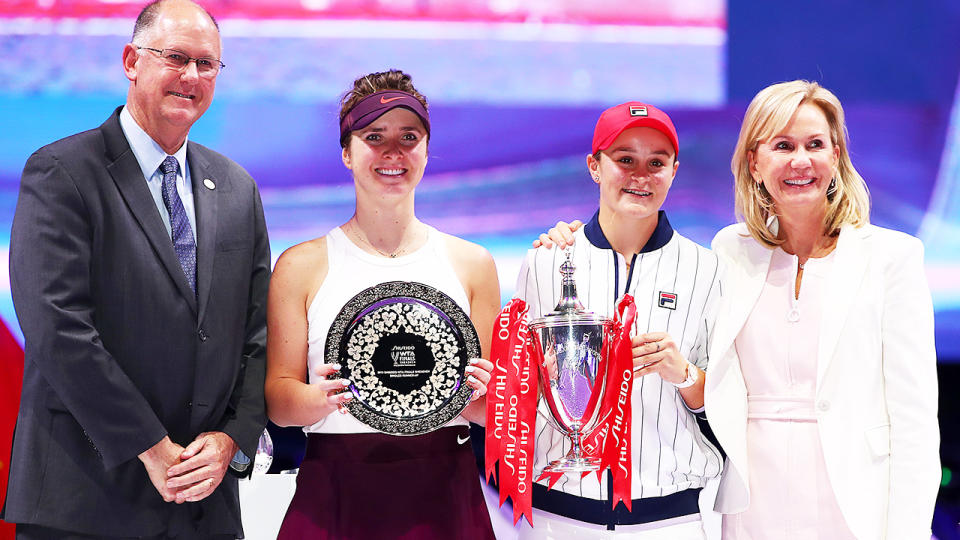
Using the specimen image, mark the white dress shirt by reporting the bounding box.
[118,106,197,237]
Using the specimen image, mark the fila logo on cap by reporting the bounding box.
[629,106,648,117]
[658,291,677,310]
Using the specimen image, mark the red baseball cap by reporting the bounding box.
[591,102,679,157]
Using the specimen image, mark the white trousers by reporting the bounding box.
[517,510,706,539]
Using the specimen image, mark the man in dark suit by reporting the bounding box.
[1,0,270,537]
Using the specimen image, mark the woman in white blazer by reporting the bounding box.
[705,80,940,539]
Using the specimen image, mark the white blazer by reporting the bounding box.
[705,222,940,540]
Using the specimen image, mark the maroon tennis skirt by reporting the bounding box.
[277,425,495,540]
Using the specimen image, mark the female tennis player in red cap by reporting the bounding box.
[265,69,499,539]
[517,102,722,538]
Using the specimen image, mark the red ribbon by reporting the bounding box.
[488,295,637,523]
[604,295,637,511]
[485,299,537,526]
[485,299,519,481]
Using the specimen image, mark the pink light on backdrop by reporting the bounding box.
[0,0,724,26]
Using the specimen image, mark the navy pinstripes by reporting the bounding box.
[515,221,722,504]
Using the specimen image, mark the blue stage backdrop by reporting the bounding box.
[0,0,958,362]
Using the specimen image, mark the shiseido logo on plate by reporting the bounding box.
[391,345,417,367]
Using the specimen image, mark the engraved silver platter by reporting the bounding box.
[326,281,480,435]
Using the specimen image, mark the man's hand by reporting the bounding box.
[138,436,185,502]
[165,431,238,504]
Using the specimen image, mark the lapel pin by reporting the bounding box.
[203,178,216,190]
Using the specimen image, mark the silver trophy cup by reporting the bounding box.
[529,251,614,473]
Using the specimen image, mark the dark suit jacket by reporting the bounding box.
[2,108,270,537]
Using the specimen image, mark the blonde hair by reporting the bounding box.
[731,80,870,246]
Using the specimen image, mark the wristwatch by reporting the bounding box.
[670,362,699,389]
[229,451,251,473]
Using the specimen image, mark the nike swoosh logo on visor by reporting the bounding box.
[457,434,470,445]
[380,96,404,104]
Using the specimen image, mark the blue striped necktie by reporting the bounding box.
[159,156,196,293]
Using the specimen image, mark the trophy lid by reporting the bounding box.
[531,249,611,328]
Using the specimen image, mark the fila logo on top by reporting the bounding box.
[658,292,677,310]
[629,106,648,117]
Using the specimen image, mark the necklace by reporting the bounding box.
[347,219,418,258]
[792,236,837,271]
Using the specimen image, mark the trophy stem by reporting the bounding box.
[569,430,586,461]
[543,427,601,473]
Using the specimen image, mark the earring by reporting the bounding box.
[765,214,779,235]
[754,179,768,201]
[827,177,837,195]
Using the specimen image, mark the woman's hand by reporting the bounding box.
[466,357,494,401]
[460,357,494,425]
[310,362,353,418]
[631,332,704,409]
[533,220,583,249]
[630,332,689,384]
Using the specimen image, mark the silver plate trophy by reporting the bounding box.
[529,250,614,472]
[327,281,480,435]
